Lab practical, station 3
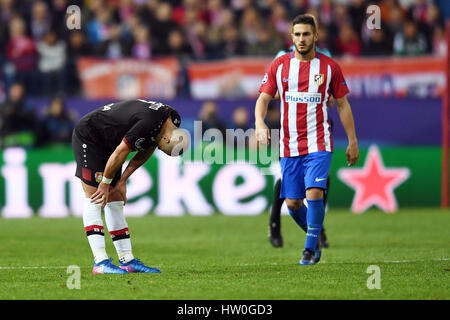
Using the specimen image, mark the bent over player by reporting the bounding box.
[72,99,189,274]
[255,15,359,265]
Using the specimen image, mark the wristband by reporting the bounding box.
[101,176,113,185]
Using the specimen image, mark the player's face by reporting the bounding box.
[291,23,317,55]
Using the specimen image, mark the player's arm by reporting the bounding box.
[90,140,131,208]
[255,92,273,145]
[335,95,359,166]
[273,91,280,100]
[111,145,156,204]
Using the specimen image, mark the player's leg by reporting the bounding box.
[319,176,331,248]
[299,151,332,265]
[280,157,308,232]
[73,133,126,274]
[104,190,161,273]
[80,182,127,274]
[269,178,284,247]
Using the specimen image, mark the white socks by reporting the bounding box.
[83,198,108,264]
[83,199,134,264]
[104,201,134,264]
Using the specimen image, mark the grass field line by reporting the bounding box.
[1,257,449,270]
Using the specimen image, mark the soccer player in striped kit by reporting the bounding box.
[255,15,359,265]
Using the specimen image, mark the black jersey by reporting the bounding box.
[74,99,181,154]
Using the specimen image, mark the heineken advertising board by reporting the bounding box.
[0,145,441,218]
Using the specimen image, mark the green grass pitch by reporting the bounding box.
[0,208,449,300]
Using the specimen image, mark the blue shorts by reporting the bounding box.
[280,151,332,200]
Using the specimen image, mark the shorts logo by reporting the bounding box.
[95,172,104,183]
[314,74,324,86]
[135,138,146,151]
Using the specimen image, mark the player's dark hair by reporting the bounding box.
[292,14,316,33]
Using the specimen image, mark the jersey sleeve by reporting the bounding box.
[329,62,350,99]
[258,60,279,97]
[123,119,158,152]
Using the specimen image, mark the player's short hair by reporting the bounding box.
[292,14,317,34]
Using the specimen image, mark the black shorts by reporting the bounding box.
[72,131,122,188]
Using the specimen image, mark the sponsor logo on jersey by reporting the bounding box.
[285,92,322,104]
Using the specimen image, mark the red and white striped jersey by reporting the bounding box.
[259,51,349,157]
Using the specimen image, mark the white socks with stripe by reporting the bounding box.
[104,201,134,264]
[83,198,108,264]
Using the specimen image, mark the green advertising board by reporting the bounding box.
[0,145,441,218]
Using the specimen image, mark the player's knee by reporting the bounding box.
[306,188,324,200]
[285,198,302,211]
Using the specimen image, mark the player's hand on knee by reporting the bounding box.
[111,181,127,205]
[90,182,110,208]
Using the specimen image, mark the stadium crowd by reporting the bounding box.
[0,0,447,148]
[0,0,447,97]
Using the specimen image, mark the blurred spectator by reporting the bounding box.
[290,0,309,18]
[36,95,75,147]
[0,82,37,147]
[198,100,226,136]
[232,106,251,131]
[5,17,38,95]
[167,28,194,59]
[419,4,445,53]
[207,0,228,28]
[30,1,52,42]
[384,4,407,37]
[239,7,261,50]
[363,29,393,56]
[37,30,66,96]
[317,24,334,56]
[271,3,290,35]
[265,102,281,131]
[409,0,429,24]
[348,0,366,34]
[149,2,178,55]
[393,20,428,56]
[432,25,447,57]
[318,0,333,27]
[94,24,132,58]
[86,7,114,46]
[245,26,282,56]
[335,24,362,57]
[221,25,245,58]
[131,24,152,59]
[231,105,256,148]
[50,0,74,36]
[65,30,91,96]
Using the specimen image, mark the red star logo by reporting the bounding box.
[337,145,410,214]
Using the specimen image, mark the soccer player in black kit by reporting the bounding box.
[72,99,189,274]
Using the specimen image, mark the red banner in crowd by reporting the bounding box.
[188,56,446,99]
[77,57,179,99]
